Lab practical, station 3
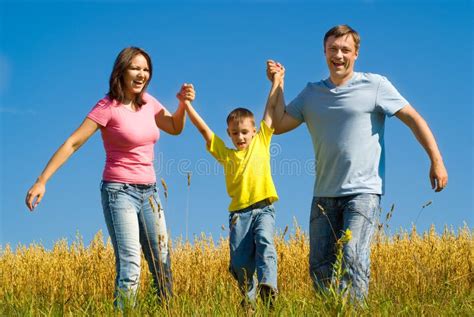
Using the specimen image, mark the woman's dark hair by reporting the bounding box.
[108,47,153,107]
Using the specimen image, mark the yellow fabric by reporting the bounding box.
[208,121,278,212]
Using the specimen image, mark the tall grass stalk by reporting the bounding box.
[1,224,472,316]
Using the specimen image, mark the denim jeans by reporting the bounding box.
[309,193,380,300]
[228,202,278,302]
[101,181,173,309]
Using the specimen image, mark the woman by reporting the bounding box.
[25,47,194,308]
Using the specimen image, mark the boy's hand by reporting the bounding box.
[273,64,285,83]
[177,83,196,103]
[266,60,285,82]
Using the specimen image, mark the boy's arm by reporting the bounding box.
[184,100,214,147]
[263,67,284,129]
[266,60,301,134]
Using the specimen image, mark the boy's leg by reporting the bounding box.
[229,210,257,302]
[139,187,173,300]
[253,205,278,295]
[341,194,379,301]
[100,182,142,310]
[309,196,343,292]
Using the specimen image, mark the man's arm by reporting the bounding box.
[266,60,302,134]
[395,104,448,192]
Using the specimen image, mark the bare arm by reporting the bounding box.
[25,118,100,210]
[184,100,214,147]
[155,83,193,135]
[155,102,186,135]
[395,104,448,192]
[266,60,302,134]
[263,65,284,129]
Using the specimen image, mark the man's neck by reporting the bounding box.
[330,71,354,86]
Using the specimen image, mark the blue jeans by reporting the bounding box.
[309,194,380,300]
[228,201,278,302]
[101,181,173,309]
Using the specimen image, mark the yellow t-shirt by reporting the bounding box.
[208,121,278,212]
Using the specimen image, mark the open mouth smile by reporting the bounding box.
[332,61,345,68]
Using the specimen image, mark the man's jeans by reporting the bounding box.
[309,194,380,300]
[228,202,278,302]
[101,182,173,309]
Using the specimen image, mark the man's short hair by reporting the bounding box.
[324,25,360,52]
[226,107,255,126]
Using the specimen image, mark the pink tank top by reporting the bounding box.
[87,93,165,184]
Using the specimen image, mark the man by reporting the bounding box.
[267,24,448,300]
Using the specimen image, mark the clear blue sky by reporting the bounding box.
[1,0,472,249]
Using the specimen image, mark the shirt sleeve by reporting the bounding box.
[257,120,274,148]
[285,84,309,123]
[207,133,230,163]
[375,76,409,117]
[87,97,112,127]
[145,93,166,116]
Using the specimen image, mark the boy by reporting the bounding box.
[182,66,284,307]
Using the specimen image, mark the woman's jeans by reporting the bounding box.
[228,201,278,302]
[309,194,380,301]
[101,181,172,309]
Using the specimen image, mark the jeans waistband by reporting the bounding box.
[235,198,272,213]
[128,183,156,190]
[102,181,155,190]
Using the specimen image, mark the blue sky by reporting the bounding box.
[1,0,472,249]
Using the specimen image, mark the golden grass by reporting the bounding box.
[1,224,472,315]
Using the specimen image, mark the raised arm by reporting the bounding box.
[155,84,189,135]
[25,118,100,211]
[395,104,448,192]
[263,64,284,129]
[179,84,213,147]
[266,60,302,134]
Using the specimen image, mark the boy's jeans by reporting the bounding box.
[309,193,380,300]
[229,201,278,302]
[101,181,173,309]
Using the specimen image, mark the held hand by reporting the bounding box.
[266,59,285,83]
[430,161,448,192]
[273,64,285,83]
[176,83,195,103]
[25,182,46,211]
[266,59,276,81]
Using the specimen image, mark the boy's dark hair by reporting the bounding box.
[108,47,153,107]
[226,107,255,126]
[324,24,360,52]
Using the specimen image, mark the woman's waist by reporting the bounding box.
[102,164,156,184]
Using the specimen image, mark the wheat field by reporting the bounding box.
[1,223,472,316]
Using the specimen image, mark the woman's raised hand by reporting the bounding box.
[177,83,195,103]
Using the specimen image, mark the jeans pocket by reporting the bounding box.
[101,182,127,204]
[262,204,276,217]
[310,197,326,223]
[346,194,380,224]
[229,213,239,231]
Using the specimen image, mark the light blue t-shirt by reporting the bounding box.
[286,72,408,197]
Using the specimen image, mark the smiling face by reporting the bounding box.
[123,54,150,101]
[227,117,257,150]
[324,34,358,86]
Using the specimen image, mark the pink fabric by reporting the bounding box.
[87,93,165,184]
